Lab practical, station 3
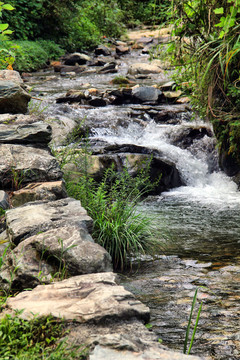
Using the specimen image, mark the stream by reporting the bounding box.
[27,31,240,359]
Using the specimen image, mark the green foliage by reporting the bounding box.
[0,311,88,359]
[163,0,240,163]
[0,1,15,69]
[13,40,64,71]
[118,0,169,26]
[57,143,161,270]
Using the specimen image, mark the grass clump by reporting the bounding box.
[0,311,88,360]
[61,146,161,270]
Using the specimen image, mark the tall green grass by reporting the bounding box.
[59,146,161,270]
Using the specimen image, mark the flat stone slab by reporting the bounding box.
[6,197,92,244]
[90,345,206,360]
[6,272,150,323]
[11,181,67,207]
[0,122,52,144]
[0,144,62,188]
[128,63,163,75]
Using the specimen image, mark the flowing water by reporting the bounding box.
[29,40,240,359]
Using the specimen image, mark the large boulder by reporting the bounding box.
[5,197,92,245]
[6,272,149,323]
[0,70,31,114]
[132,86,162,103]
[0,226,112,290]
[0,144,62,189]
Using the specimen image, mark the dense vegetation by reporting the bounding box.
[164,0,240,171]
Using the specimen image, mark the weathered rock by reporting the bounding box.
[94,45,112,56]
[98,62,118,74]
[0,80,31,114]
[116,45,130,55]
[56,90,90,104]
[6,272,149,323]
[132,86,162,103]
[160,81,176,91]
[5,197,92,245]
[1,225,112,290]
[53,64,86,74]
[11,181,67,207]
[0,190,9,210]
[0,122,52,145]
[90,345,205,360]
[0,70,23,84]
[128,63,163,75]
[163,90,183,100]
[63,53,91,66]
[0,113,43,126]
[46,116,79,146]
[0,144,62,188]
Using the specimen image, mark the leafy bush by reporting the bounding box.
[13,40,64,72]
[163,0,240,164]
[0,312,88,359]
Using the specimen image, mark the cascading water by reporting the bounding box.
[89,108,240,209]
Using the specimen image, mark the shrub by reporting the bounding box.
[13,40,64,72]
[59,145,161,270]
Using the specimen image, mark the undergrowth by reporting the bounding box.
[0,311,88,360]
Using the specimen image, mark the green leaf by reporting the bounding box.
[2,4,14,10]
[214,7,224,14]
[0,24,8,31]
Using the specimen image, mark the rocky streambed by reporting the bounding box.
[0,27,239,360]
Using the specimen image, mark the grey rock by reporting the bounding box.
[90,345,206,360]
[0,190,9,209]
[64,52,91,66]
[6,272,149,323]
[94,45,112,56]
[128,63,163,75]
[0,70,23,84]
[0,122,52,144]
[1,225,112,290]
[5,197,93,245]
[0,80,31,114]
[0,113,44,126]
[0,144,62,188]
[132,86,162,103]
[46,116,79,146]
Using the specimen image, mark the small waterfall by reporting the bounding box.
[91,112,240,209]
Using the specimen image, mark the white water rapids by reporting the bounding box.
[89,108,240,210]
